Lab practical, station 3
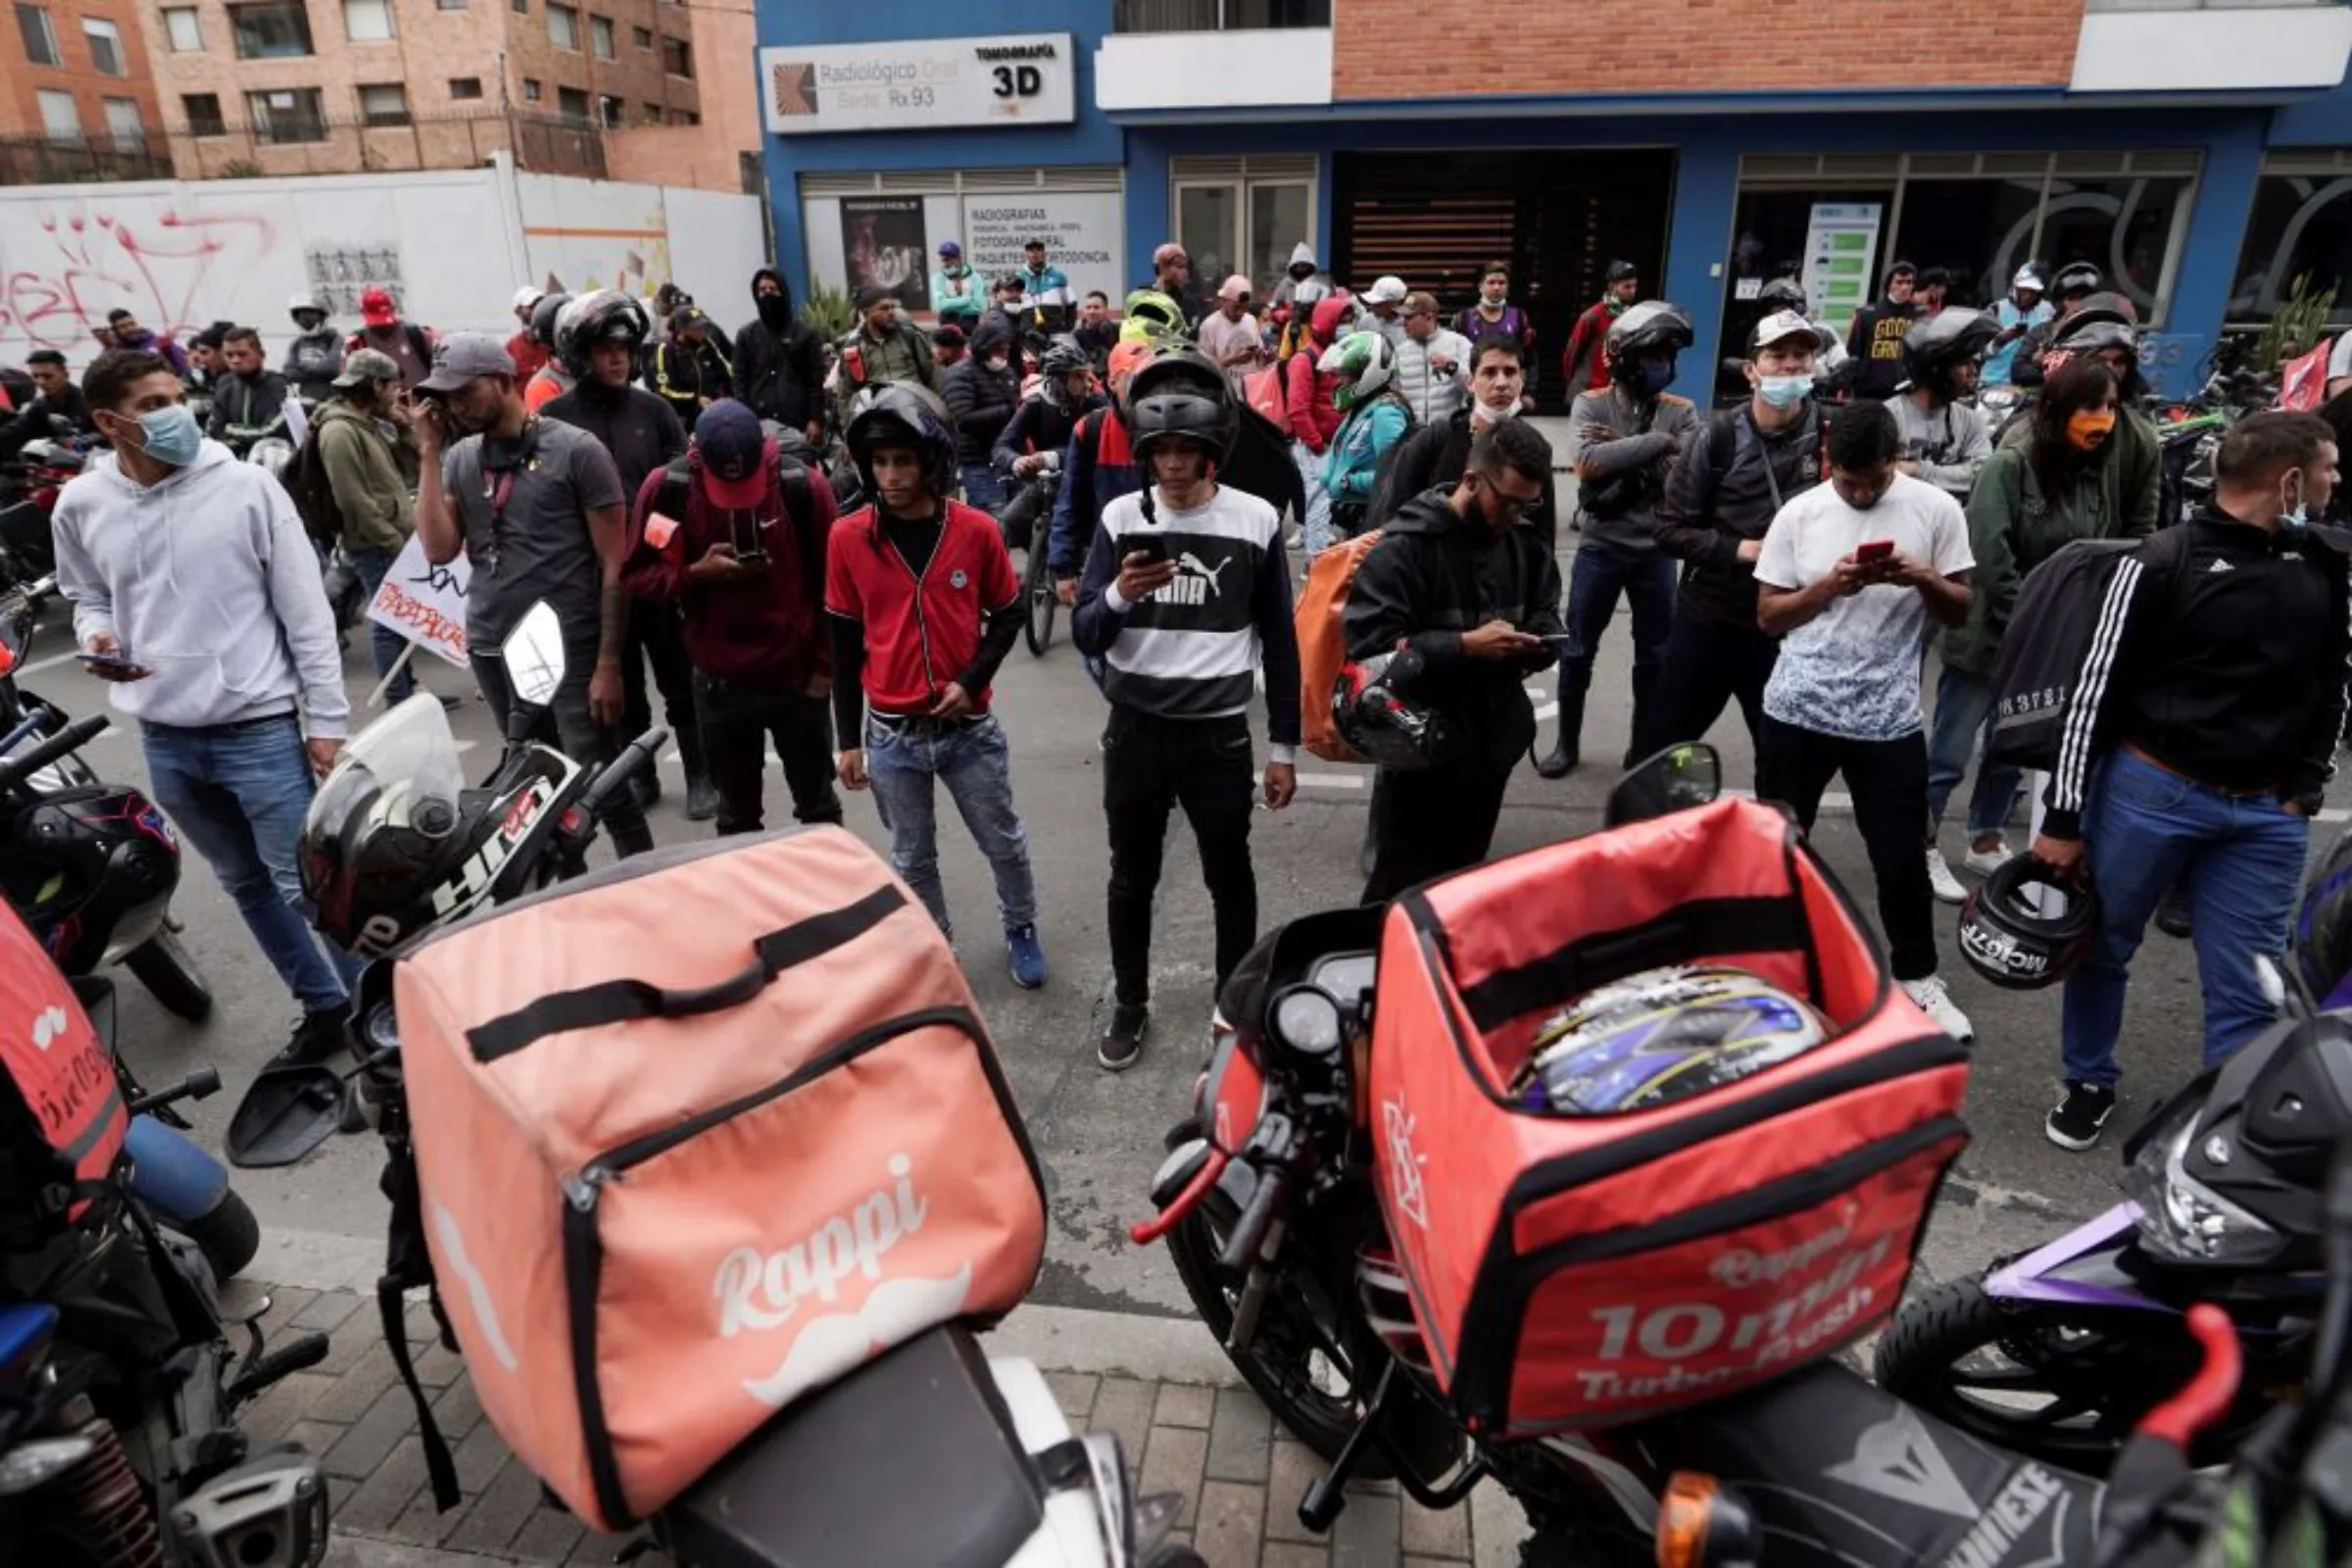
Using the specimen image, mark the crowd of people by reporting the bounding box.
[27,234,2350,1151]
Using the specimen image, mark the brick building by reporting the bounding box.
[0,0,168,178]
[756,0,2352,401]
[133,0,709,179]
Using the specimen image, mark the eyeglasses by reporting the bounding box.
[1479,476,1541,516]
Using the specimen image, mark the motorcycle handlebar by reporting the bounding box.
[1217,1163,1291,1275]
[0,711,107,793]
[579,727,667,823]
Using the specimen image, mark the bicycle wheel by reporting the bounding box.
[1023,543,1057,656]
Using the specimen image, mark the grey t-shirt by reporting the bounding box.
[443,418,626,648]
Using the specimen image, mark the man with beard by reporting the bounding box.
[0,349,92,462]
[282,294,344,405]
[206,326,290,458]
[414,333,654,856]
[542,292,710,819]
[733,267,825,451]
[346,286,435,391]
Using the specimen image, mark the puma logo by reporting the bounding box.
[1155,551,1232,608]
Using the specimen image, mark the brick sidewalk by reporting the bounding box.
[237,1283,1494,1568]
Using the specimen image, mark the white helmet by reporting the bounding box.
[513,284,545,312]
[288,292,327,318]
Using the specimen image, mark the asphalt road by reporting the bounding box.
[24,518,2328,1323]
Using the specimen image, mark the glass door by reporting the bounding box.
[1176,183,1241,295]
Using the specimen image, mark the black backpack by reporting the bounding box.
[280,423,346,548]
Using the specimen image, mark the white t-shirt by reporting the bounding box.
[1754,472,1974,742]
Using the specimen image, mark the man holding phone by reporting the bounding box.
[1755,400,1976,1041]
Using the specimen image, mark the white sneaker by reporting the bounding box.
[1962,842,2014,878]
[1926,849,1968,906]
[1902,975,1975,1042]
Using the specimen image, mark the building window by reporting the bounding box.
[1169,158,1317,298]
[557,84,587,122]
[629,23,647,46]
[1113,0,1328,29]
[659,33,687,75]
[545,2,575,48]
[449,75,482,99]
[589,13,612,57]
[80,16,123,74]
[640,100,660,122]
[668,107,695,125]
[230,1,314,58]
[520,75,540,101]
[598,92,621,126]
[247,86,326,142]
[359,82,408,125]
[15,3,57,66]
[182,91,224,135]
[342,0,394,41]
[103,95,143,150]
[35,87,77,139]
[2232,166,2352,326]
[162,6,202,49]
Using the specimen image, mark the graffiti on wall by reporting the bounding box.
[307,244,406,316]
[0,209,276,352]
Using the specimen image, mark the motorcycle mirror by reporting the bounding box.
[501,601,566,714]
[1605,743,1722,829]
[224,1063,351,1169]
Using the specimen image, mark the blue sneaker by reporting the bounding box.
[1006,924,1047,990]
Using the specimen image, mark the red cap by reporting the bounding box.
[360,286,397,327]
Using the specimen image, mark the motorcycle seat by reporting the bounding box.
[1637,1362,2107,1567]
[662,1323,1046,1568]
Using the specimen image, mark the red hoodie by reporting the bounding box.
[1284,295,1353,452]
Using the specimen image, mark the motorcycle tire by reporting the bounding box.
[177,1189,262,1282]
[1162,1201,1391,1476]
[124,929,214,1022]
[1872,1275,2277,1473]
[1022,545,1057,657]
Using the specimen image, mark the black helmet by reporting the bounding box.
[1603,301,1694,367]
[2051,262,2104,299]
[1125,349,1236,464]
[1605,260,1640,284]
[1759,277,1809,312]
[2295,826,2352,1010]
[845,383,956,501]
[1333,645,1450,770]
[1900,308,1999,393]
[556,289,651,377]
[1038,336,1090,380]
[1956,857,2098,991]
[528,291,572,350]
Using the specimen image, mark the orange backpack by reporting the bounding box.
[1295,530,1384,763]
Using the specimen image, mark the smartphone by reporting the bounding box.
[1125,531,1169,566]
[76,651,142,672]
[1855,539,1895,564]
[729,514,769,567]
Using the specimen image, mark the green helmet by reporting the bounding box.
[1121,288,1189,349]
[1316,330,1396,414]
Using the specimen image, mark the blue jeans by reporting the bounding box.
[1292,443,1334,556]
[1925,664,2021,843]
[960,463,1006,514]
[347,546,416,704]
[140,712,360,1013]
[863,712,1038,939]
[2059,751,2308,1087]
[1555,544,1674,763]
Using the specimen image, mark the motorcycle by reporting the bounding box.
[0,434,87,585]
[228,601,1195,1567]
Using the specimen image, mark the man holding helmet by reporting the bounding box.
[825,384,1046,990]
[1073,352,1299,1071]
[1540,300,1698,778]
[544,290,712,819]
[1891,308,1996,501]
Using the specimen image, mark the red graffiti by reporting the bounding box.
[0,207,277,353]
[372,579,469,660]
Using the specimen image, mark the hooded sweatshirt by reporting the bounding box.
[1270,242,1333,312]
[734,267,826,432]
[1284,296,1350,452]
[315,397,415,554]
[51,441,349,737]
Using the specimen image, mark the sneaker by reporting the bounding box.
[2046,1081,2118,1151]
[684,776,720,823]
[1005,924,1047,990]
[1099,1004,1148,1072]
[272,1006,350,1069]
[1927,849,1968,906]
[2155,882,2193,940]
[1901,974,1975,1042]
[1961,841,2014,878]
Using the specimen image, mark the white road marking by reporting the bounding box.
[19,649,87,675]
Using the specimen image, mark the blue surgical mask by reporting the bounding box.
[1629,360,1677,398]
[1757,371,1814,410]
[130,404,203,467]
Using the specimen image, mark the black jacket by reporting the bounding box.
[1653,402,1825,628]
[645,335,733,423]
[0,386,90,462]
[2044,507,2352,836]
[1345,487,1564,772]
[542,381,687,499]
[992,393,1095,473]
[733,269,825,432]
[1225,407,1309,529]
[943,358,1021,466]
[1842,299,1919,400]
[1375,411,1559,548]
[207,370,290,451]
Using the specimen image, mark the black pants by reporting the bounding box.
[1103,707,1257,1008]
[692,671,843,836]
[623,600,701,780]
[1555,543,1676,767]
[1646,610,1778,760]
[1361,760,1512,906]
[471,648,655,858]
[1758,716,1937,981]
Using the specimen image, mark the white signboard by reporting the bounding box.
[365,534,472,669]
[761,33,1075,135]
[804,188,1124,323]
[960,192,1123,303]
[1801,203,1884,340]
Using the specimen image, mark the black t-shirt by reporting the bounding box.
[880,511,944,580]
[541,383,687,500]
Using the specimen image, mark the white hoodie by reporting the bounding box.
[52,439,349,737]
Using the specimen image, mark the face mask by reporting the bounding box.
[2066,410,2117,452]
[1756,371,1813,410]
[122,404,202,467]
[2284,476,2311,530]
[984,357,1009,373]
[756,293,789,328]
[1628,360,1676,398]
[1475,397,1518,425]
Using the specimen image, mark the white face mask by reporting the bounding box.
[1474,397,1518,425]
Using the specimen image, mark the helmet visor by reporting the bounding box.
[306,694,467,851]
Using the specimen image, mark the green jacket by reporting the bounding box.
[831,320,940,426]
[1945,433,2157,674]
[316,400,416,555]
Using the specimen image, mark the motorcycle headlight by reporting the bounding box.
[2122,1102,2278,1265]
[362,1002,400,1055]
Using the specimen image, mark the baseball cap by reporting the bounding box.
[854,283,894,310]
[1217,273,1251,302]
[416,332,514,393]
[1364,275,1408,306]
[360,286,397,326]
[332,347,403,388]
[512,284,544,311]
[1750,310,1826,354]
[2012,264,2046,292]
[695,400,768,510]
[938,239,960,258]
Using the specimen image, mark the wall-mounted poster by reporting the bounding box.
[842,196,930,312]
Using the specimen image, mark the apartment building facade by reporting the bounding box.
[0,0,167,177]
[756,0,2352,403]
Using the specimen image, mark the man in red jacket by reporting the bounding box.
[621,399,842,835]
[1287,292,1354,553]
[1561,261,1641,396]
